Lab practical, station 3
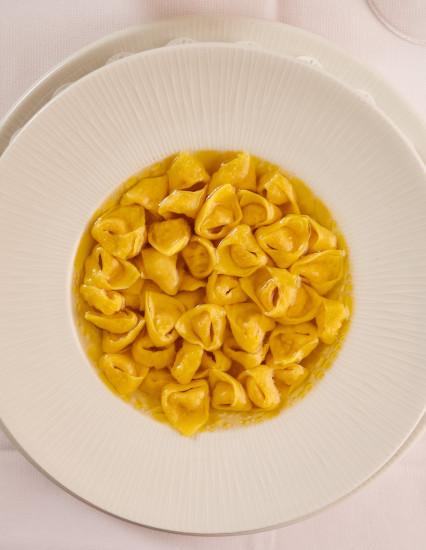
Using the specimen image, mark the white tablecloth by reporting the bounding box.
[1,1,425,548]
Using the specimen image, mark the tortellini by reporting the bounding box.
[239,267,300,318]
[238,366,281,410]
[195,184,242,240]
[84,245,140,290]
[225,303,275,353]
[277,283,321,325]
[238,190,281,228]
[140,248,180,295]
[99,353,148,396]
[255,215,310,268]
[176,304,226,351]
[80,284,124,315]
[91,205,146,259]
[102,318,145,353]
[148,218,191,256]
[306,216,337,252]
[78,150,351,436]
[121,175,168,214]
[168,152,210,191]
[132,331,176,369]
[290,250,346,295]
[209,152,256,192]
[268,323,319,366]
[316,298,349,344]
[210,370,251,411]
[161,380,210,436]
[158,188,206,219]
[85,309,139,334]
[144,291,185,347]
[171,341,204,384]
[181,236,217,279]
[274,363,307,387]
[216,225,267,277]
[257,172,299,213]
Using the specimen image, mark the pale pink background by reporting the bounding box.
[1,1,425,548]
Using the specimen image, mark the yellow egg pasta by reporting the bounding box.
[75,150,352,436]
[255,215,310,268]
[238,366,281,410]
[195,184,242,240]
[148,218,191,256]
[161,380,210,436]
[216,224,268,277]
[209,152,256,192]
[91,205,146,260]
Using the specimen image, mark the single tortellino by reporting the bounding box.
[140,248,180,295]
[239,266,300,318]
[209,369,251,411]
[139,368,175,398]
[209,152,256,192]
[277,283,321,325]
[132,331,176,369]
[176,304,226,351]
[158,187,206,219]
[290,250,346,295]
[85,309,139,334]
[268,323,319,366]
[84,245,140,290]
[316,297,349,344]
[99,353,148,396]
[181,236,217,279]
[175,289,205,310]
[194,184,242,240]
[91,205,146,260]
[225,303,275,354]
[171,341,204,384]
[148,218,191,256]
[257,172,299,214]
[161,380,210,436]
[144,290,185,347]
[274,363,307,386]
[216,224,267,277]
[238,366,281,410]
[80,284,124,315]
[206,273,247,306]
[305,216,337,252]
[223,335,268,369]
[168,152,210,191]
[102,318,145,353]
[255,215,310,268]
[121,278,144,310]
[121,175,169,214]
[238,190,281,228]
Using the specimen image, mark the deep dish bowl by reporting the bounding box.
[0,44,425,535]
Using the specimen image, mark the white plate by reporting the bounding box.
[1,18,424,489]
[1,43,425,536]
[1,16,425,163]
